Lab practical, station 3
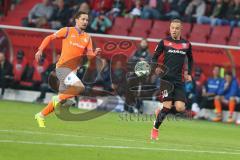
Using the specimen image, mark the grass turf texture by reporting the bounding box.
[0,100,240,160]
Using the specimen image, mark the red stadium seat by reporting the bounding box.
[148,29,166,39]
[124,0,134,12]
[181,22,192,39]
[107,26,129,36]
[107,17,133,36]
[152,20,170,31]
[208,26,231,45]
[151,22,191,39]
[1,0,42,25]
[228,37,240,46]
[128,30,148,37]
[189,24,211,43]
[113,17,133,29]
[128,19,152,37]
[148,20,170,39]
[228,28,240,46]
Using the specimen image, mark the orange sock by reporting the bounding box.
[214,99,222,114]
[229,99,236,116]
[58,94,75,101]
[41,101,54,116]
[40,94,75,117]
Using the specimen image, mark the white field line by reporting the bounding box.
[0,139,240,156]
[0,129,240,152]
[0,129,139,143]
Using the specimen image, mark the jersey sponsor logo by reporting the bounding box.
[69,41,85,49]
[182,43,187,48]
[208,84,219,89]
[168,49,186,55]
[71,34,76,38]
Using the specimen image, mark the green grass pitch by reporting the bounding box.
[0,100,240,160]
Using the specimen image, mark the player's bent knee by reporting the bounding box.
[74,82,85,94]
[77,85,85,94]
[176,105,185,112]
[163,101,173,109]
[175,101,186,112]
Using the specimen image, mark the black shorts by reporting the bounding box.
[162,79,186,102]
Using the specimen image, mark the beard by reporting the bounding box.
[80,26,87,31]
[76,23,87,31]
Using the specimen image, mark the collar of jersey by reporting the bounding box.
[168,36,183,43]
[74,26,84,35]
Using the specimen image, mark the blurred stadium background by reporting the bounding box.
[0,0,240,159]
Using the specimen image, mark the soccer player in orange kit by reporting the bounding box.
[34,11,102,127]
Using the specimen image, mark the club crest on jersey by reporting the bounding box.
[182,43,187,48]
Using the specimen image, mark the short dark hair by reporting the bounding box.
[74,11,88,19]
[170,19,182,24]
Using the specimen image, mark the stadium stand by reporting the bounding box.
[228,27,240,46]
[148,20,170,39]
[188,24,211,43]
[0,0,240,123]
[0,0,42,25]
[107,17,133,36]
[128,19,152,37]
[181,22,192,39]
[0,1,239,76]
[208,26,231,45]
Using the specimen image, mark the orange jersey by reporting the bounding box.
[39,27,95,70]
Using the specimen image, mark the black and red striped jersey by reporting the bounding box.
[152,36,193,81]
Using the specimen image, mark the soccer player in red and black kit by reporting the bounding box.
[150,19,193,140]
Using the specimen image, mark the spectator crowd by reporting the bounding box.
[17,0,240,32]
[0,0,21,18]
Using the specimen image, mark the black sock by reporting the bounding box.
[154,107,170,129]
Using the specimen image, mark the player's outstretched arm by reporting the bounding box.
[86,36,102,60]
[35,50,43,62]
[35,27,68,62]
